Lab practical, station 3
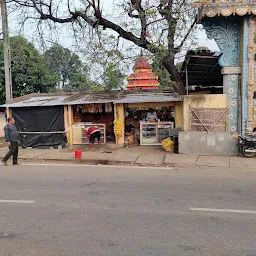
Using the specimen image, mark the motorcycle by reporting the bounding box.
[238,135,256,157]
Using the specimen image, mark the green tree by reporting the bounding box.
[44,44,85,90]
[102,63,126,91]
[0,36,58,103]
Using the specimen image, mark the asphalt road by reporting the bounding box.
[0,164,256,256]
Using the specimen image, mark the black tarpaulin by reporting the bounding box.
[12,106,66,148]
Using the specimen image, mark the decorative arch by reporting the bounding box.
[202,19,240,67]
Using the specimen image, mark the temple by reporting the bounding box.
[126,55,159,90]
[193,0,256,134]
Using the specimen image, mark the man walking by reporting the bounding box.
[2,117,19,165]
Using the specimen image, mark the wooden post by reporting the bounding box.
[175,103,183,128]
[7,107,11,118]
[186,66,189,95]
[68,105,73,147]
[1,0,12,101]
[64,105,69,145]
[114,104,125,146]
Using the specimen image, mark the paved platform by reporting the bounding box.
[165,154,198,166]
[136,154,165,165]
[230,157,256,170]
[196,156,230,168]
[109,153,139,163]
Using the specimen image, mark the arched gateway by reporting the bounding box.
[193,0,256,134]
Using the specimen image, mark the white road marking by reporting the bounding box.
[22,163,173,170]
[190,208,256,214]
[0,200,35,204]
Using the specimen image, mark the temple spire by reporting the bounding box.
[126,55,159,90]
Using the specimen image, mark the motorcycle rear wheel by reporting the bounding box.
[242,145,256,158]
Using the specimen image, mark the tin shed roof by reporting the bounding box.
[2,90,182,108]
[114,93,181,104]
[3,94,72,108]
[65,92,117,105]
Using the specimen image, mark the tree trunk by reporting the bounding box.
[163,58,186,95]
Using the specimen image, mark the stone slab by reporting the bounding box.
[0,148,32,158]
[179,132,238,156]
[136,154,165,165]
[165,154,198,165]
[230,157,256,170]
[19,150,49,159]
[109,153,138,163]
[36,152,74,160]
[82,152,111,161]
[196,156,230,168]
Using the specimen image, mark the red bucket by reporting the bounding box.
[74,150,82,159]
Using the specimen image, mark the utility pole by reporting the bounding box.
[1,0,12,102]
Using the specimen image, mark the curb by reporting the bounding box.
[19,157,173,168]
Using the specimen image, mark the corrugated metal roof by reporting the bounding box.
[2,91,182,108]
[3,95,70,108]
[66,94,115,105]
[114,93,182,104]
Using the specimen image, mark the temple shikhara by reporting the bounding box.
[126,55,159,90]
[193,0,256,134]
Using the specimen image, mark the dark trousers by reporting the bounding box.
[3,142,18,164]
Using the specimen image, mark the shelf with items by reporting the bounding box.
[140,122,174,145]
[72,123,106,145]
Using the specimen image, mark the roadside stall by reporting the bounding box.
[114,92,183,146]
[2,94,72,148]
[3,90,183,149]
[71,102,115,145]
[124,104,175,145]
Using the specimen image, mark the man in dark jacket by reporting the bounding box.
[2,117,19,165]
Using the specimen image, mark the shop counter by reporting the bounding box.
[140,122,174,145]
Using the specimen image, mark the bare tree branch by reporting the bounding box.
[10,0,197,95]
[176,15,197,51]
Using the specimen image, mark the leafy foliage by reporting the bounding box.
[102,63,127,91]
[44,44,87,90]
[0,38,121,102]
[0,36,58,104]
